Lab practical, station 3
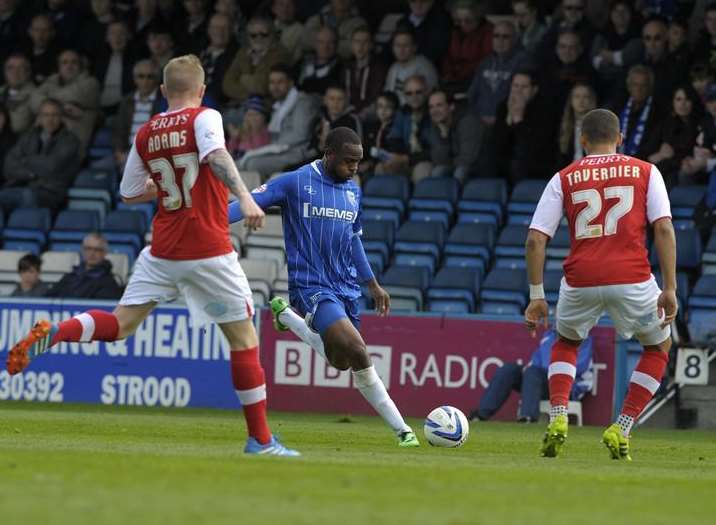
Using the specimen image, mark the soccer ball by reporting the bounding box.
[423,406,470,448]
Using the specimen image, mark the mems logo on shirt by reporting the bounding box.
[302,202,356,221]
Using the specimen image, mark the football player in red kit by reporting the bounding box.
[7,55,299,456]
[525,109,677,461]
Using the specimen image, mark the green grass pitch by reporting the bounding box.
[1,402,714,525]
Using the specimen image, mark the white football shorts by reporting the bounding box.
[556,275,671,345]
[120,247,254,326]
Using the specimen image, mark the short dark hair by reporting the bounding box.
[581,108,620,144]
[429,87,452,104]
[325,127,361,154]
[351,25,372,38]
[269,63,294,82]
[18,253,41,273]
[377,91,400,109]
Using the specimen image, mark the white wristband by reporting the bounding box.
[529,284,545,300]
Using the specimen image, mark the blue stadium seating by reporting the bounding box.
[507,180,547,224]
[410,177,459,209]
[669,185,705,229]
[381,265,432,311]
[3,240,42,254]
[494,224,528,269]
[458,178,506,225]
[544,270,563,304]
[87,127,114,163]
[480,268,528,315]
[545,226,570,270]
[3,208,52,249]
[427,267,481,312]
[362,175,410,215]
[687,275,716,343]
[117,201,156,228]
[702,229,716,274]
[68,168,115,208]
[362,219,395,267]
[103,210,147,253]
[362,207,401,230]
[443,223,495,272]
[49,209,101,243]
[393,221,446,267]
[408,209,450,230]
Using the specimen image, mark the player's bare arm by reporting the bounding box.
[122,179,158,205]
[524,229,550,336]
[652,217,678,328]
[366,278,390,316]
[206,148,265,230]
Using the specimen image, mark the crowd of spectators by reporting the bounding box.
[2,0,716,216]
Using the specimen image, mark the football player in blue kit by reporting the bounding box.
[228,127,419,447]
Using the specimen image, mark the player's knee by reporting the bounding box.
[344,339,369,369]
[646,336,671,354]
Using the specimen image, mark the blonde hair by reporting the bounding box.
[162,54,205,96]
[559,82,597,155]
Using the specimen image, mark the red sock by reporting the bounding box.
[621,348,668,418]
[51,309,119,346]
[230,347,271,444]
[548,338,578,407]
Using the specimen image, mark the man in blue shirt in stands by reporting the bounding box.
[228,127,419,447]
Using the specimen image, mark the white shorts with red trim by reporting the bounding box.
[120,247,254,326]
[556,275,670,346]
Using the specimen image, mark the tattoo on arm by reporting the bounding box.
[207,148,250,198]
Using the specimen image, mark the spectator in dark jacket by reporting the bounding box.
[343,26,388,116]
[93,20,137,116]
[199,12,238,106]
[10,253,49,298]
[0,98,80,212]
[394,0,452,65]
[494,70,556,183]
[420,88,482,184]
[45,233,123,300]
[360,91,406,177]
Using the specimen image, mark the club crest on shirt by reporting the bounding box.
[303,185,317,195]
[346,190,357,206]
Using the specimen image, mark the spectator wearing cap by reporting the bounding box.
[680,82,716,185]
[45,233,123,300]
[10,253,49,298]
[226,95,270,161]
[302,0,367,61]
[614,64,664,161]
[343,26,388,116]
[440,0,493,95]
[394,0,452,66]
[223,16,290,107]
[200,12,238,106]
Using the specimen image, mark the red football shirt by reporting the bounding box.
[120,106,233,260]
[529,154,672,287]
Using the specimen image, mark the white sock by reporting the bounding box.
[616,414,634,438]
[278,308,327,360]
[549,405,568,423]
[352,366,411,435]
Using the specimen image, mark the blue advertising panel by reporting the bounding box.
[0,299,242,409]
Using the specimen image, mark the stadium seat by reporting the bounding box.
[246,215,285,250]
[507,180,547,224]
[427,267,481,312]
[393,221,446,267]
[109,244,137,267]
[458,178,507,225]
[117,201,156,228]
[68,198,108,223]
[88,126,114,161]
[103,209,147,252]
[702,230,716,274]
[480,268,528,314]
[687,275,716,343]
[545,226,570,270]
[41,251,80,283]
[245,246,286,268]
[105,252,130,284]
[49,209,101,243]
[362,207,401,230]
[240,257,279,284]
[3,207,52,248]
[408,209,450,230]
[494,224,528,269]
[362,219,395,267]
[68,168,115,208]
[443,223,496,271]
[669,185,705,229]
[0,250,26,283]
[381,265,431,311]
[361,175,410,216]
[408,177,460,219]
[544,270,563,304]
[539,400,583,426]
